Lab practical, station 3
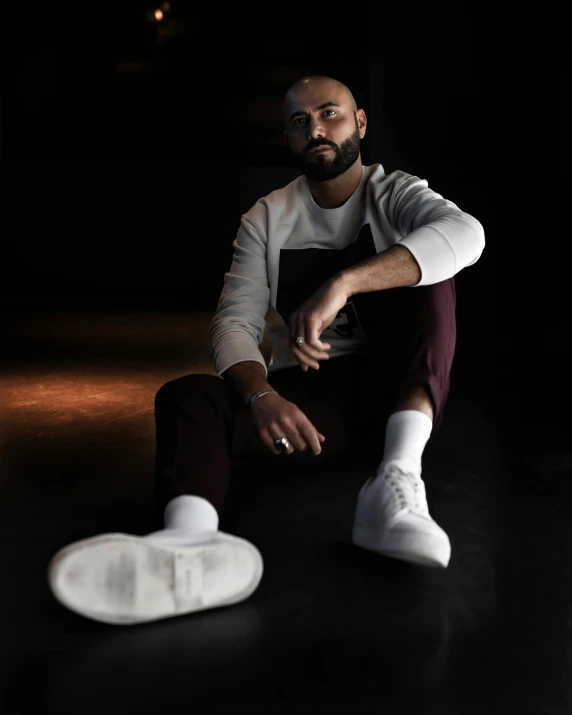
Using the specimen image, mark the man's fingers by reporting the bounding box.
[291,346,322,371]
[304,317,331,351]
[291,315,331,351]
[296,317,305,351]
[305,316,318,351]
[292,345,329,371]
[269,417,324,456]
[300,343,330,359]
[272,422,310,454]
[267,429,294,455]
[291,414,320,455]
[304,427,322,455]
[265,432,287,455]
[299,356,320,371]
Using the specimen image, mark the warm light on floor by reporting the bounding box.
[0,361,215,437]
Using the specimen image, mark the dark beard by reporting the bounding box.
[290,116,361,181]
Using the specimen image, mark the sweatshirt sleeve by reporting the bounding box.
[390,176,485,286]
[208,213,270,378]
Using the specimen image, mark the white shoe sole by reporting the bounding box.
[47,533,264,625]
[352,522,450,568]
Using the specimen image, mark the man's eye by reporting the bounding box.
[292,110,335,126]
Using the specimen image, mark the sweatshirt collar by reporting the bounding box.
[301,165,367,219]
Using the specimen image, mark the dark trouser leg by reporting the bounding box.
[344,277,456,465]
[154,375,235,526]
[153,356,361,526]
[392,277,457,433]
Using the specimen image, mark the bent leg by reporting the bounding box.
[351,279,456,568]
[344,277,456,465]
[393,277,457,433]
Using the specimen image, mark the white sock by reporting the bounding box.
[376,409,433,479]
[163,495,219,532]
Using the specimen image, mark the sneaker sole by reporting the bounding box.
[352,523,450,568]
[47,533,264,625]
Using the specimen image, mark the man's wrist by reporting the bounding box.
[248,388,277,407]
[222,361,273,406]
[330,272,354,300]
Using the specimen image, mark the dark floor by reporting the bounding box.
[1,310,571,715]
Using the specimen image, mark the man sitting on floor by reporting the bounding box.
[47,75,485,626]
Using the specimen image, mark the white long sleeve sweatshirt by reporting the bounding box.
[209,163,485,378]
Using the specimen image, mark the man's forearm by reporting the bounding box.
[221,247,420,401]
[336,244,422,297]
[221,361,274,406]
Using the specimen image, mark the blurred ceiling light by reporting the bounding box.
[154,8,164,21]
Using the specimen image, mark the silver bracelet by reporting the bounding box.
[249,388,276,406]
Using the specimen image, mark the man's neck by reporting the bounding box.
[306,159,364,209]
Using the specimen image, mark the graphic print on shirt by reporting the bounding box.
[276,223,388,341]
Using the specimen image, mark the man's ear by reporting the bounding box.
[357,109,367,139]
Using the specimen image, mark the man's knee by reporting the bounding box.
[155,373,222,409]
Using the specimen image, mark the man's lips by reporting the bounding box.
[308,145,333,154]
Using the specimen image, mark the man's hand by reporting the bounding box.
[251,392,325,456]
[288,277,349,371]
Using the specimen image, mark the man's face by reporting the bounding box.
[283,82,365,181]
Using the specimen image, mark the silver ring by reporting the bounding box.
[295,336,305,347]
[274,437,291,453]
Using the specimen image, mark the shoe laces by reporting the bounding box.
[382,463,429,517]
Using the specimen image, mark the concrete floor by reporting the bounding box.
[1,310,571,715]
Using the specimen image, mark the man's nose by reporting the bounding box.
[305,117,325,139]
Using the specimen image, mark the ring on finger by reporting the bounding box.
[274,437,291,453]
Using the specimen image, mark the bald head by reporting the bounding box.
[282,75,357,126]
[281,75,366,183]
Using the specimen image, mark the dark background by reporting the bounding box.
[1,1,570,372]
[2,9,572,712]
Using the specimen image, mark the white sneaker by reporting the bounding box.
[47,528,264,625]
[352,461,451,568]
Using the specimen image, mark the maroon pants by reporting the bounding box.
[154,279,456,519]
